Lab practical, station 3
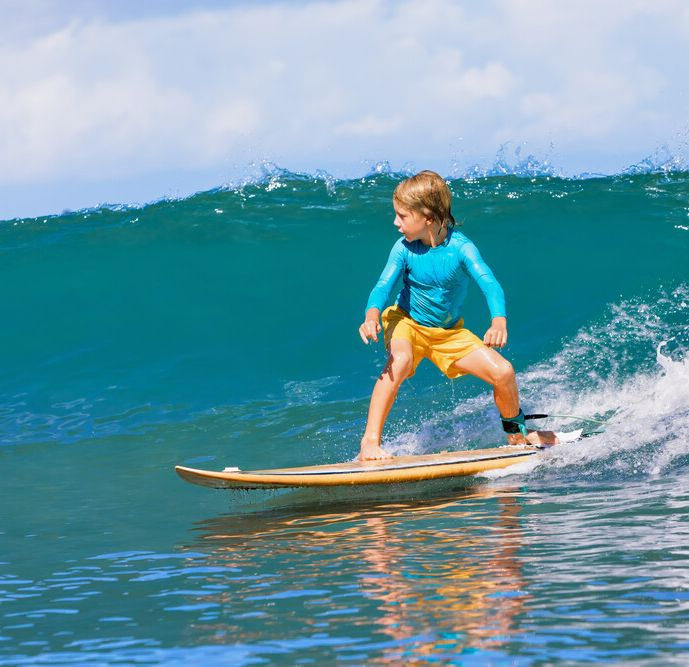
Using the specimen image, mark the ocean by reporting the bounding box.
[2,165,689,665]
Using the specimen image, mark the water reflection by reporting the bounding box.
[178,485,530,661]
[4,478,686,664]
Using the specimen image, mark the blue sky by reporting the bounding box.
[1,0,688,219]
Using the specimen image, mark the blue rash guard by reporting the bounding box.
[365,228,506,328]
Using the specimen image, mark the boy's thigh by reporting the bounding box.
[450,345,512,384]
[428,328,485,379]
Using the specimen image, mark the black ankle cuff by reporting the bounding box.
[501,409,526,435]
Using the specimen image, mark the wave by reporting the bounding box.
[5,138,689,225]
[222,143,689,192]
[3,282,688,492]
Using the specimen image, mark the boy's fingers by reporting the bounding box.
[484,328,506,348]
[371,324,379,341]
[493,332,507,348]
[360,322,380,344]
[359,320,380,344]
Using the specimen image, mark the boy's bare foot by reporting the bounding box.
[506,430,560,448]
[359,437,393,461]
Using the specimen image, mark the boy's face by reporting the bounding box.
[393,202,433,243]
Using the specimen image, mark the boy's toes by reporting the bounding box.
[359,445,393,461]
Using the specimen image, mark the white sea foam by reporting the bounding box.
[390,285,689,479]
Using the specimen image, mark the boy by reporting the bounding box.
[359,171,556,461]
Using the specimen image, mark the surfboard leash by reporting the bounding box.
[524,413,609,437]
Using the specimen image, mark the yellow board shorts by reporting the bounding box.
[382,305,485,379]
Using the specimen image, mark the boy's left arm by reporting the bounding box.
[461,242,507,347]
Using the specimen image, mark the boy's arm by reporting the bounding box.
[461,242,508,347]
[360,242,405,344]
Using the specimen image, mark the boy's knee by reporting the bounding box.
[385,350,413,380]
[492,359,515,386]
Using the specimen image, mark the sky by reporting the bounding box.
[1,0,689,219]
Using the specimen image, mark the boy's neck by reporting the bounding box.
[424,224,448,247]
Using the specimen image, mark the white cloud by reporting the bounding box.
[517,67,665,139]
[336,113,405,137]
[0,0,688,199]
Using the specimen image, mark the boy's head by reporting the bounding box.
[393,171,455,229]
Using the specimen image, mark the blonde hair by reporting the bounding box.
[393,170,456,229]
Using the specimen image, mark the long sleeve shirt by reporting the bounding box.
[365,228,506,328]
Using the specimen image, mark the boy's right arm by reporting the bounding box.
[360,241,405,344]
[359,308,382,344]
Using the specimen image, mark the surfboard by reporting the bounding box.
[175,444,546,490]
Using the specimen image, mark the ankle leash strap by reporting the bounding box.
[501,409,529,438]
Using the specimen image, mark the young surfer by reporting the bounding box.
[358,170,557,461]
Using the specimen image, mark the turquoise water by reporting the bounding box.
[2,168,689,664]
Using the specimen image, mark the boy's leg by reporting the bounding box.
[451,347,558,446]
[360,338,414,460]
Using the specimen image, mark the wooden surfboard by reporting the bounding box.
[175,444,544,490]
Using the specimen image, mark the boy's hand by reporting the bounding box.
[359,310,382,344]
[484,316,508,348]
